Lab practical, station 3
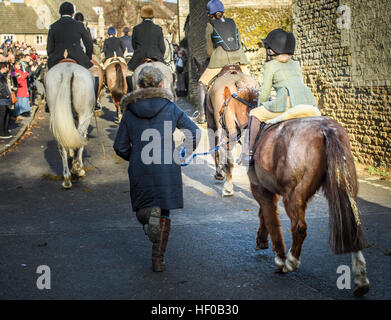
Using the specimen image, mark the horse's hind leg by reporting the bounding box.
[256,208,269,250]
[59,145,72,189]
[352,251,370,296]
[282,192,308,273]
[251,184,286,271]
[71,115,90,177]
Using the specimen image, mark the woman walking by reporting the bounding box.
[114,66,200,272]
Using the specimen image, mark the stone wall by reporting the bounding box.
[186,0,293,103]
[293,0,391,167]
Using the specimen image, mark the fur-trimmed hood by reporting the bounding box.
[120,87,174,119]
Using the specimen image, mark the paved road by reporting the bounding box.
[0,94,390,300]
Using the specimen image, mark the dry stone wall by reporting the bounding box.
[293,0,391,167]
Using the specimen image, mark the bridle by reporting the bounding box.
[220,92,257,143]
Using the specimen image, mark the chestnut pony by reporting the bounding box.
[220,86,369,297]
[105,60,128,123]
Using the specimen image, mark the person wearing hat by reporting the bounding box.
[103,27,125,63]
[120,27,134,56]
[46,3,101,111]
[114,66,200,272]
[196,0,249,124]
[74,12,92,41]
[127,6,166,71]
[46,2,93,70]
[240,28,318,166]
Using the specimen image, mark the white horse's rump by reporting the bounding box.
[45,63,95,188]
[132,61,175,97]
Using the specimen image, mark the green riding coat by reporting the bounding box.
[258,58,317,113]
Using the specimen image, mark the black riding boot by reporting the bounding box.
[94,77,101,112]
[241,116,262,166]
[195,82,206,124]
[126,76,133,94]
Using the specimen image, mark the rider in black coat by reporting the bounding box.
[127,6,166,71]
[46,2,93,70]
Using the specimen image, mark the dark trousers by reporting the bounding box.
[0,106,10,136]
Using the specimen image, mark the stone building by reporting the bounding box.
[293,0,391,166]
[25,0,105,41]
[0,0,48,54]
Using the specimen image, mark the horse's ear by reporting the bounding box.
[193,57,200,71]
[224,86,232,100]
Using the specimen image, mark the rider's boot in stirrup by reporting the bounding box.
[241,116,262,166]
[94,76,101,112]
[195,82,206,124]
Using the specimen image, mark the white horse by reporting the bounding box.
[132,61,175,97]
[45,62,95,189]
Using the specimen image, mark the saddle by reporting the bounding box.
[58,58,77,65]
[217,64,242,78]
[103,56,127,70]
[208,63,242,88]
[143,57,158,64]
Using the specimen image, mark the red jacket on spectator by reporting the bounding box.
[15,69,29,98]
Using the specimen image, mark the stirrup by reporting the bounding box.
[239,153,254,166]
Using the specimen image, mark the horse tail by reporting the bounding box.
[112,63,125,97]
[50,70,84,150]
[322,126,366,254]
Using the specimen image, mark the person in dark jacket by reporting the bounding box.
[103,27,125,62]
[120,27,133,55]
[0,62,12,138]
[114,66,200,272]
[46,2,93,70]
[127,6,166,71]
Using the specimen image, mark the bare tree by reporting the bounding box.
[103,0,138,32]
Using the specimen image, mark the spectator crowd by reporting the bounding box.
[0,39,47,139]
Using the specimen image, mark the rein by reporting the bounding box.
[219,92,257,141]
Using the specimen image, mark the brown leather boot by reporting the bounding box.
[152,217,171,272]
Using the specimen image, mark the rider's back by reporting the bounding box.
[47,16,93,70]
[128,20,165,71]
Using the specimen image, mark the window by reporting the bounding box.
[36,35,45,45]
[2,35,15,42]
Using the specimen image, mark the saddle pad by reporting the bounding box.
[266,105,321,125]
[103,56,127,70]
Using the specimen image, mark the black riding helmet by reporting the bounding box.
[74,12,84,22]
[59,2,75,16]
[262,28,295,55]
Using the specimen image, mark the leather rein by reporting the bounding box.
[220,92,257,142]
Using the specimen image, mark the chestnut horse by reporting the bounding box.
[205,68,258,196]
[220,86,369,297]
[105,61,128,123]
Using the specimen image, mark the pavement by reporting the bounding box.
[0,93,390,301]
[0,103,40,156]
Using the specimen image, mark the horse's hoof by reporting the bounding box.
[282,250,300,273]
[274,255,285,273]
[78,169,86,177]
[256,242,269,250]
[222,189,234,197]
[62,181,72,189]
[354,283,370,297]
[214,173,225,181]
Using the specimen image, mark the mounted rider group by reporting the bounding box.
[44,1,369,297]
